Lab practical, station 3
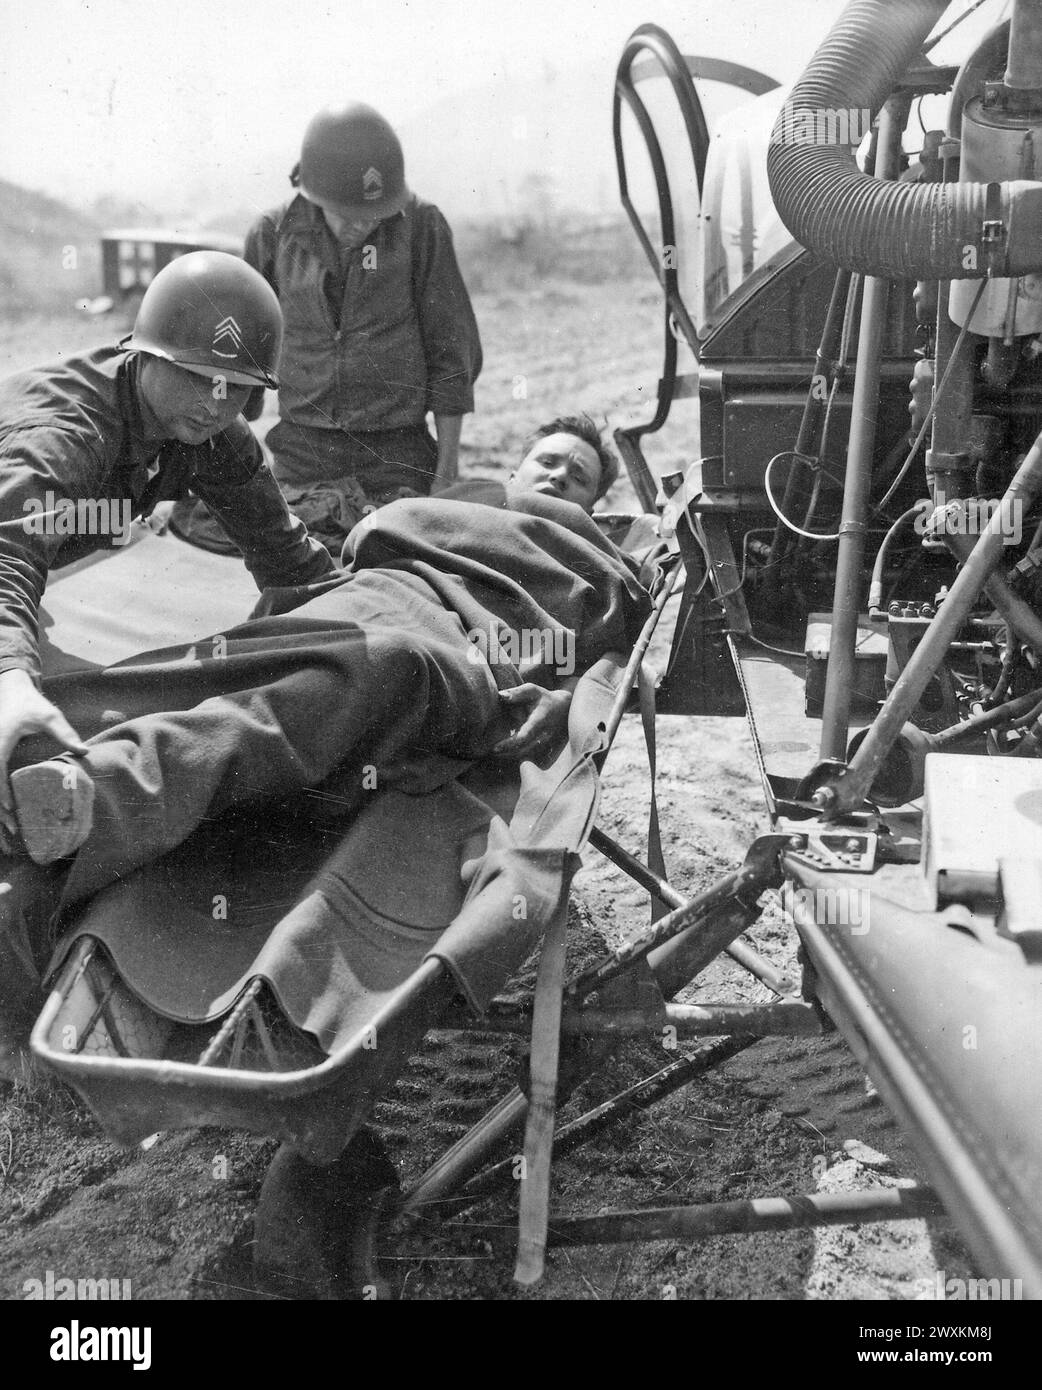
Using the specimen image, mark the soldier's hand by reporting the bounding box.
[0,669,88,840]
[145,500,176,535]
[491,683,573,760]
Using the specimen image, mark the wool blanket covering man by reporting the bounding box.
[5,493,650,1047]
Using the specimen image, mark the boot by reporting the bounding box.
[10,758,95,865]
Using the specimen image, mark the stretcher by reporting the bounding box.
[27,513,720,1292]
[26,500,964,1299]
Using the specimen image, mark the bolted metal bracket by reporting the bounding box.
[778,817,879,874]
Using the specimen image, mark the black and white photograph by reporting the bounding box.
[0,0,1035,1341]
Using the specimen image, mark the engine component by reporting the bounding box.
[949,90,1042,338]
[766,0,1042,282]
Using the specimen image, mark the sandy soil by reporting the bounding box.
[0,284,978,1301]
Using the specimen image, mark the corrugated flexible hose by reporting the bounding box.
[766,0,1042,279]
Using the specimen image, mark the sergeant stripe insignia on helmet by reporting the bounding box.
[212,316,245,358]
[363,166,383,199]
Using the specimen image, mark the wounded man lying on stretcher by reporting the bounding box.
[0,416,647,1080]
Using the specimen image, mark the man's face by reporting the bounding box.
[512,432,602,512]
[318,204,384,249]
[139,358,253,444]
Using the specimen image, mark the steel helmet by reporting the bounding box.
[298,103,410,220]
[122,251,282,389]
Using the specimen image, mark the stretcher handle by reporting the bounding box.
[600,558,681,754]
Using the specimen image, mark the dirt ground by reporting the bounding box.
[0,283,978,1301]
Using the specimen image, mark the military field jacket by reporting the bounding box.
[244,194,482,432]
[0,347,333,681]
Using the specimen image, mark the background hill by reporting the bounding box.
[0,178,102,316]
[0,171,652,322]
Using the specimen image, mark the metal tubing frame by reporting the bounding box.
[589,825,795,995]
[457,1036,756,1204]
[438,999,822,1040]
[398,1088,528,1218]
[564,864,763,1002]
[819,97,909,762]
[613,23,708,354]
[828,429,1042,814]
[401,893,768,1216]
[946,529,1042,655]
[539,1186,944,1248]
[931,683,1042,747]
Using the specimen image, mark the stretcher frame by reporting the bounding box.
[27,505,951,1298]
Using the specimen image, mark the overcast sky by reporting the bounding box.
[0,0,1008,220]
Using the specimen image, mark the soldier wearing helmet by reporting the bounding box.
[183,102,482,554]
[0,250,334,830]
